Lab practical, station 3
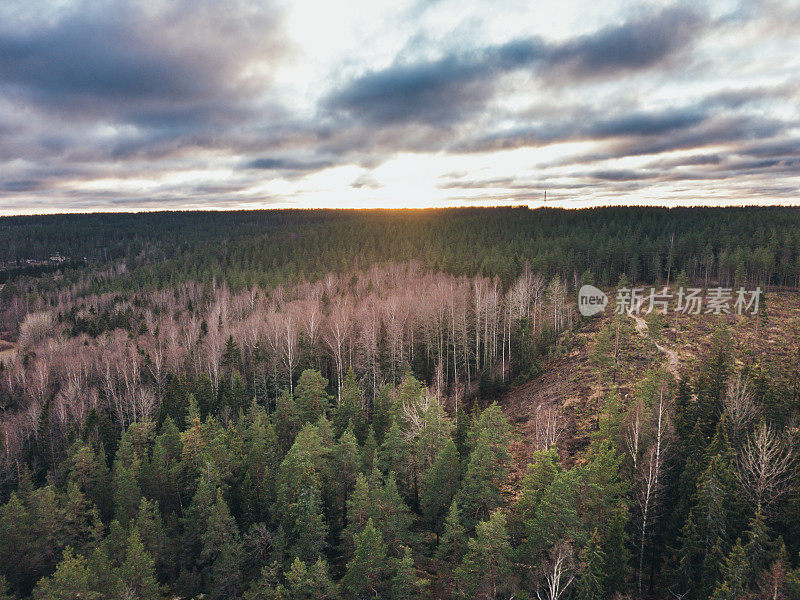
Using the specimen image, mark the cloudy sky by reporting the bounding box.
[0,0,799,214]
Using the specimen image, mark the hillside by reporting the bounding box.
[1,208,800,599]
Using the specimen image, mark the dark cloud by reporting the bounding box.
[324,7,704,127]
[0,0,285,122]
[245,157,333,171]
[541,8,703,79]
[0,0,796,212]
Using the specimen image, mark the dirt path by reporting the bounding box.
[627,305,680,379]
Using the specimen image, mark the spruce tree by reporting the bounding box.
[391,546,426,600]
[457,429,504,531]
[342,473,372,559]
[421,438,461,534]
[576,529,606,600]
[201,489,242,600]
[372,470,415,555]
[32,548,100,600]
[276,425,329,563]
[285,556,338,600]
[274,388,300,454]
[342,518,389,600]
[361,429,377,474]
[243,563,283,600]
[335,368,367,441]
[436,501,467,565]
[112,455,142,525]
[119,527,160,600]
[295,370,331,425]
[454,510,514,600]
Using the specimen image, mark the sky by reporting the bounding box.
[0,0,799,214]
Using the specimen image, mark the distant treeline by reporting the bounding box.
[0,260,85,284]
[2,206,800,291]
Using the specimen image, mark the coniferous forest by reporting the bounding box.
[1,206,800,599]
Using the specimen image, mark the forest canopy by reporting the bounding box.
[1,207,800,599]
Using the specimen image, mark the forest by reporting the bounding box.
[1,206,800,599]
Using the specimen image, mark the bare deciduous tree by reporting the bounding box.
[625,397,647,470]
[537,541,576,600]
[533,403,565,452]
[636,385,672,600]
[724,372,758,442]
[18,310,54,351]
[737,422,795,517]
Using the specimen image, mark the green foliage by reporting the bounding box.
[119,527,160,600]
[342,518,389,600]
[457,405,511,531]
[296,370,331,425]
[285,557,338,600]
[436,501,467,566]
[335,368,367,441]
[277,424,329,563]
[274,388,301,454]
[31,548,100,600]
[390,546,426,600]
[201,489,243,599]
[421,438,461,534]
[454,510,514,600]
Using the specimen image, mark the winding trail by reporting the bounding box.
[627,306,680,380]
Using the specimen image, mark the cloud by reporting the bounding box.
[540,7,703,79]
[0,0,285,122]
[324,7,704,127]
[0,0,797,212]
[245,157,333,171]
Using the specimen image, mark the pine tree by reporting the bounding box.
[67,441,112,519]
[335,368,367,441]
[711,539,748,600]
[457,429,504,531]
[454,510,514,600]
[276,425,329,563]
[391,546,426,600]
[436,501,467,566]
[361,429,377,474]
[332,428,362,528]
[222,335,241,376]
[134,497,168,578]
[148,417,183,517]
[371,385,394,443]
[342,472,372,559]
[296,370,331,425]
[243,563,283,600]
[241,402,279,525]
[342,518,389,600]
[112,455,142,525]
[274,388,301,454]
[32,548,100,600]
[119,527,160,600]
[285,556,338,600]
[201,489,242,600]
[576,529,606,600]
[371,470,415,556]
[421,438,461,534]
[377,418,412,498]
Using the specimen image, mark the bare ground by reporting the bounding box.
[497,290,800,498]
